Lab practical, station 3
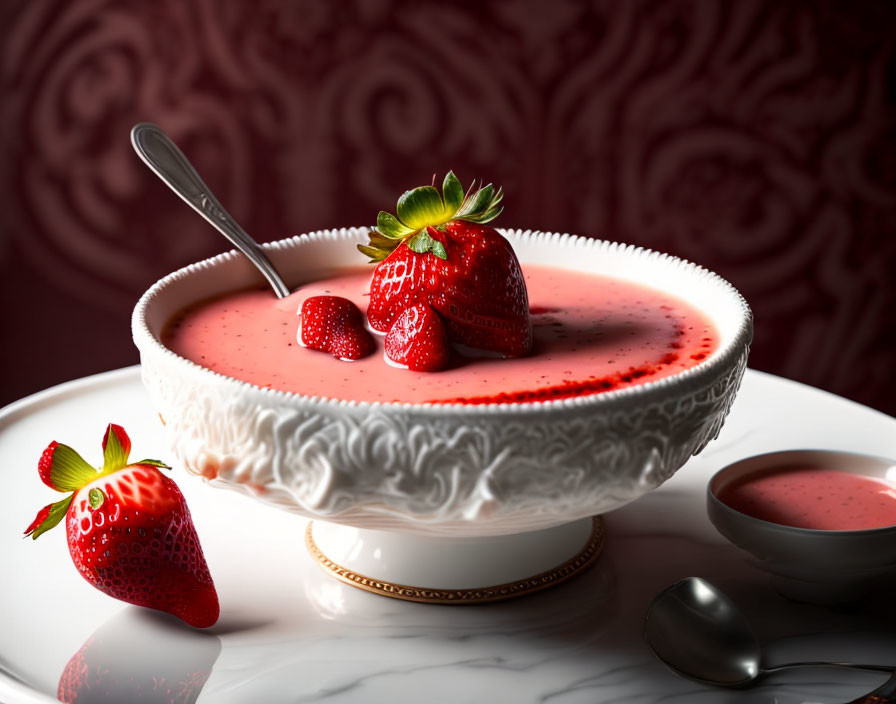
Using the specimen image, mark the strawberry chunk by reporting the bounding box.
[299,295,375,361]
[385,304,451,372]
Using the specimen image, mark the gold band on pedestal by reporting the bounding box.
[305,516,605,604]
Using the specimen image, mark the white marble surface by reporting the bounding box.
[1,367,895,703]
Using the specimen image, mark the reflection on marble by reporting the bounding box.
[303,548,619,634]
[197,496,896,704]
[3,370,896,704]
[57,609,221,703]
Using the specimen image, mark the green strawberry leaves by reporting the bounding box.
[24,495,73,540]
[47,444,98,492]
[26,424,172,540]
[442,171,465,213]
[102,423,131,471]
[358,171,503,263]
[397,186,451,230]
[407,229,447,259]
[457,182,503,222]
[133,459,172,469]
[376,211,415,240]
[358,228,404,262]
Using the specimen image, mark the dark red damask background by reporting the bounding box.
[2,0,895,414]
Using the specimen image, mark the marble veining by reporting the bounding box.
[2,368,896,704]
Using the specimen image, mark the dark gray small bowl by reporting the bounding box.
[707,450,896,604]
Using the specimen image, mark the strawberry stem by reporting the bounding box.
[358,172,503,262]
[88,488,105,509]
[27,425,173,542]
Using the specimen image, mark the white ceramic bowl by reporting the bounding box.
[707,450,896,604]
[133,228,752,539]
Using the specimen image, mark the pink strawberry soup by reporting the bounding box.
[717,468,896,531]
[162,264,719,404]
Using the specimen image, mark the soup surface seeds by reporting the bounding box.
[163,265,719,404]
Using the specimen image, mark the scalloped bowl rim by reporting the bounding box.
[132,227,753,414]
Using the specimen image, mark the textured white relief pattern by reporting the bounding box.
[135,228,752,536]
[144,344,748,536]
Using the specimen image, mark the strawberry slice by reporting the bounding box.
[25,424,219,628]
[298,295,375,361]
[385,304,451,372]
[359,172,532,359]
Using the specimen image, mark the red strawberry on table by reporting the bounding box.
[360,172,532,358]
[299,295,375,360]
[25,424,219,628]
[385,303,451,372]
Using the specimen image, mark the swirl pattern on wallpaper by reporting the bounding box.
[1,0,895,412]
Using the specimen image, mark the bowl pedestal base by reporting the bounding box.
[305,516,605,604]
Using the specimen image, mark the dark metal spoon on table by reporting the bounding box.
[644,577,894,689]
[130,122,290,298]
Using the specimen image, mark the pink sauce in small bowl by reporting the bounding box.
[715,467,896,531]
[707,450,896,603]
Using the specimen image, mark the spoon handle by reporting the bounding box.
[765,662,895,676]
[130,122,290,299]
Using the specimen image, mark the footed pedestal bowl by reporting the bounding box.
[133,229,752,603]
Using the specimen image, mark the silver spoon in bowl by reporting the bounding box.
[130,122,290,299]
[644,577,894,688]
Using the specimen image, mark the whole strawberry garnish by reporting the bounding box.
[24,424,219,628]
[299,295,375,360]
[359,172,532,358]
[385,303,451,372]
